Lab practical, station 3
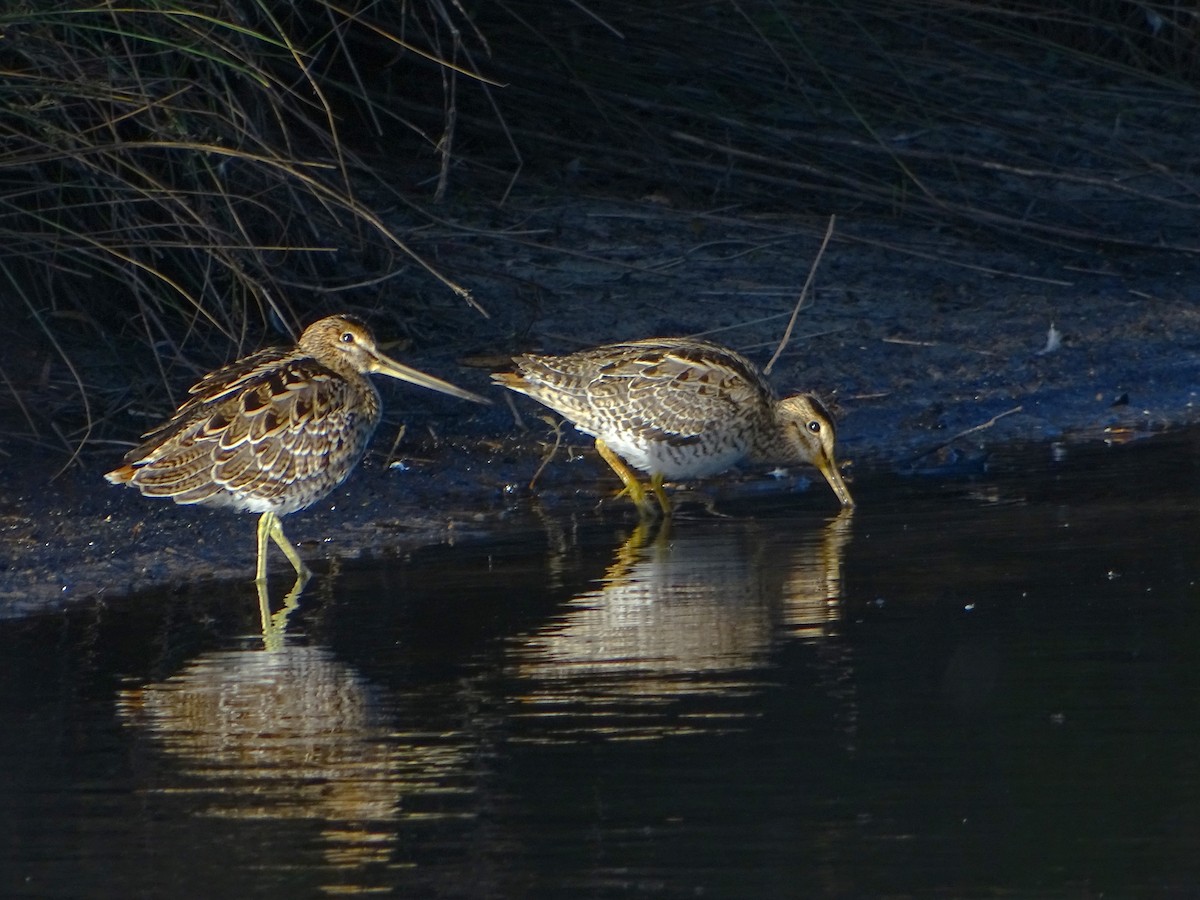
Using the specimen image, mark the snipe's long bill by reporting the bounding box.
[493,337,853,516]
[106,314,489,586]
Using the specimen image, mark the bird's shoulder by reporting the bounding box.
[598,339,773,403]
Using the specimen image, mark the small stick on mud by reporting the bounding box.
[530,415,566,490]
[904,405,1024,466]
[765,214,836,375]
[383,423,408,470]
[501,391,526,430]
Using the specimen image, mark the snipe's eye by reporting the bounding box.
[340,331,356,344]
[807,420,822,434]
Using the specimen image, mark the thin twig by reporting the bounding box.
[563,0,625,39]
[904,405,1024,466]
[530,415,565,491]
[383,423,408,470]
[501,391,527,431]
[765,214,836,374]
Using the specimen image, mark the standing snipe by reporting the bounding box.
[493,337,853,515]
[106,314,489,584]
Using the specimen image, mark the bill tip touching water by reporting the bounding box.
[493,336,854,515]
[105,314,488,586]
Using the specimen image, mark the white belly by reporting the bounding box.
[589,428,749,480]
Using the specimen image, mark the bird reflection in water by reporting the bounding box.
[781,505,853,639]
[508,509,855,742]
[256,574,305,651]
[118,629,472,894]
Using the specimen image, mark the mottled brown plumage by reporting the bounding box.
[107,314,488,583]
[493,337,853,515]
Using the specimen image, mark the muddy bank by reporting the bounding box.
[2,196,1198,615]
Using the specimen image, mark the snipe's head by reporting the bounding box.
[774,394,854,508]
[299,315,489,405]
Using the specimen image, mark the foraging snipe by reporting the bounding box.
[106,314,489,584]
[493,337,853,515]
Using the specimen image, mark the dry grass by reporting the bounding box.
[419,1,1200,251]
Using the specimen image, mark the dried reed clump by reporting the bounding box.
[439,1,1200,251]
[0,1,490,456]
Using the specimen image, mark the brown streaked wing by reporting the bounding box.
[631,343,768,438]
[123,347,294,465]
[124,352,382,514]
[533,339,771,440]
[199,360,379,511]
[256,376,375,495]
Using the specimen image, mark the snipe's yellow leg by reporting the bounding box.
[595,439,672,518]
[255,511,313,586]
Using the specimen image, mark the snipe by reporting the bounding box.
[493,337,853,515]
[106,314,489,584]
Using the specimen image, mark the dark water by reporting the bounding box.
[3,433,1200,898]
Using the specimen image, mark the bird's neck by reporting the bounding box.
[746,405,788,464]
